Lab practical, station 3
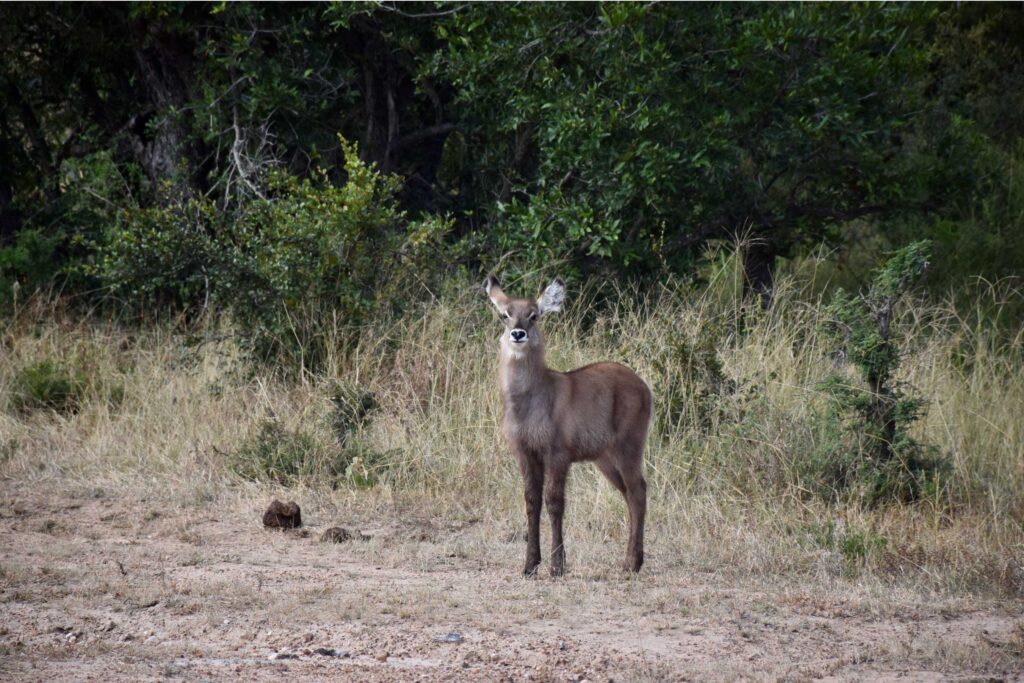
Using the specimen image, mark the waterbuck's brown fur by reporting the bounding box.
[484,275,653,576]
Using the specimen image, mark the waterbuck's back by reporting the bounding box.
[552,362,652,461]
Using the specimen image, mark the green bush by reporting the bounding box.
[0,230,63,310]
[811,241,947,504]
[99,139,452,368]
[649,328,732,435]
[99,198,222,311]
[810,519,888,567]
[328,380,377,449]
[233,421,331,485]
[9,356,126,416]
[10,359,87,414]
[232,416,393,488]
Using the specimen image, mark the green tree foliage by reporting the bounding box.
[1,3,1021,313]
[0,3,454,306]
[434,3,957,294]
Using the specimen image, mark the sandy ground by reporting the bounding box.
[2,484,1022,682]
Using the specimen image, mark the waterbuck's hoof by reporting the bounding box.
[622,558,643,573]
[549,564,565,578]
[523,558,541,577]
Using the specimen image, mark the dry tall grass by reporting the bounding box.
[2,259,1022,600]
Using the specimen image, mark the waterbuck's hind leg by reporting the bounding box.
[544,462,569,577]
[594,457,627,494]
[621,463,647,573]
[518,450,544,576]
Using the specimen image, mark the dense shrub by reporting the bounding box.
[100,140,453,367]
[9,356,125,416]
[812,241,946,504]
[0,230,63,310]
[10,359,87,414]
[233,420,328,486]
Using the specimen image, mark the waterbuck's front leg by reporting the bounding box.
[517,449,544,576]
[544,461,569,577]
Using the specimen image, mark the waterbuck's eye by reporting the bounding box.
[502,312,510,320]
[529,312,538,321]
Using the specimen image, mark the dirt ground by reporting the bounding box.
[2,484,1022,682]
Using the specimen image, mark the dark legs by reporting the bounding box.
[518,452,543,576]
[517,449,569,577]
[520,449,645,577]
[596,456,646,573]
[622,466,647,572]
[544,464,568,577]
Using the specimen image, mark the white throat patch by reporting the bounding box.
[503,344,527,361]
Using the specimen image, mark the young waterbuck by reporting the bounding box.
[484,275,652,576]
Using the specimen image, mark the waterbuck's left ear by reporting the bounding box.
[538,278,566,315]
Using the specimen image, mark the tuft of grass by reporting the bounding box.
[232,420,324,485]
[10,359,86,414]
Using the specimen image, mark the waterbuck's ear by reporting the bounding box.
[538,278,566,315]
[483,274,509,310]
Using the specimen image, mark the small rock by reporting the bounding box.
[374,651,389,662]
[262,500,302,529]
[435,632,463,644]
[313,647,349,657]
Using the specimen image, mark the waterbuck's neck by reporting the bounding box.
[498,335,554,404]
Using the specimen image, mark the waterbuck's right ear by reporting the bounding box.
[483,274,509,310]
[538,278,566,315]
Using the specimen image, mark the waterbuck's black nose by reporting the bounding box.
[511,328,527,343]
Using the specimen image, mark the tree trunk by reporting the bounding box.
[128,21,197,197]
[742,238,777,310]
[0,182,22,243]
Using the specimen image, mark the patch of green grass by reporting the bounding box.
[811,519,888,566]
[11,359,86,414]
[232,420,326,485]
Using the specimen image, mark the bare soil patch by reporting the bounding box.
[1,485,1022,682]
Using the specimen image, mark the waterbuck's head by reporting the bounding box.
[483,275,565,356]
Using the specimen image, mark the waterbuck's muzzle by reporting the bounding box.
[510,328,527,344]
